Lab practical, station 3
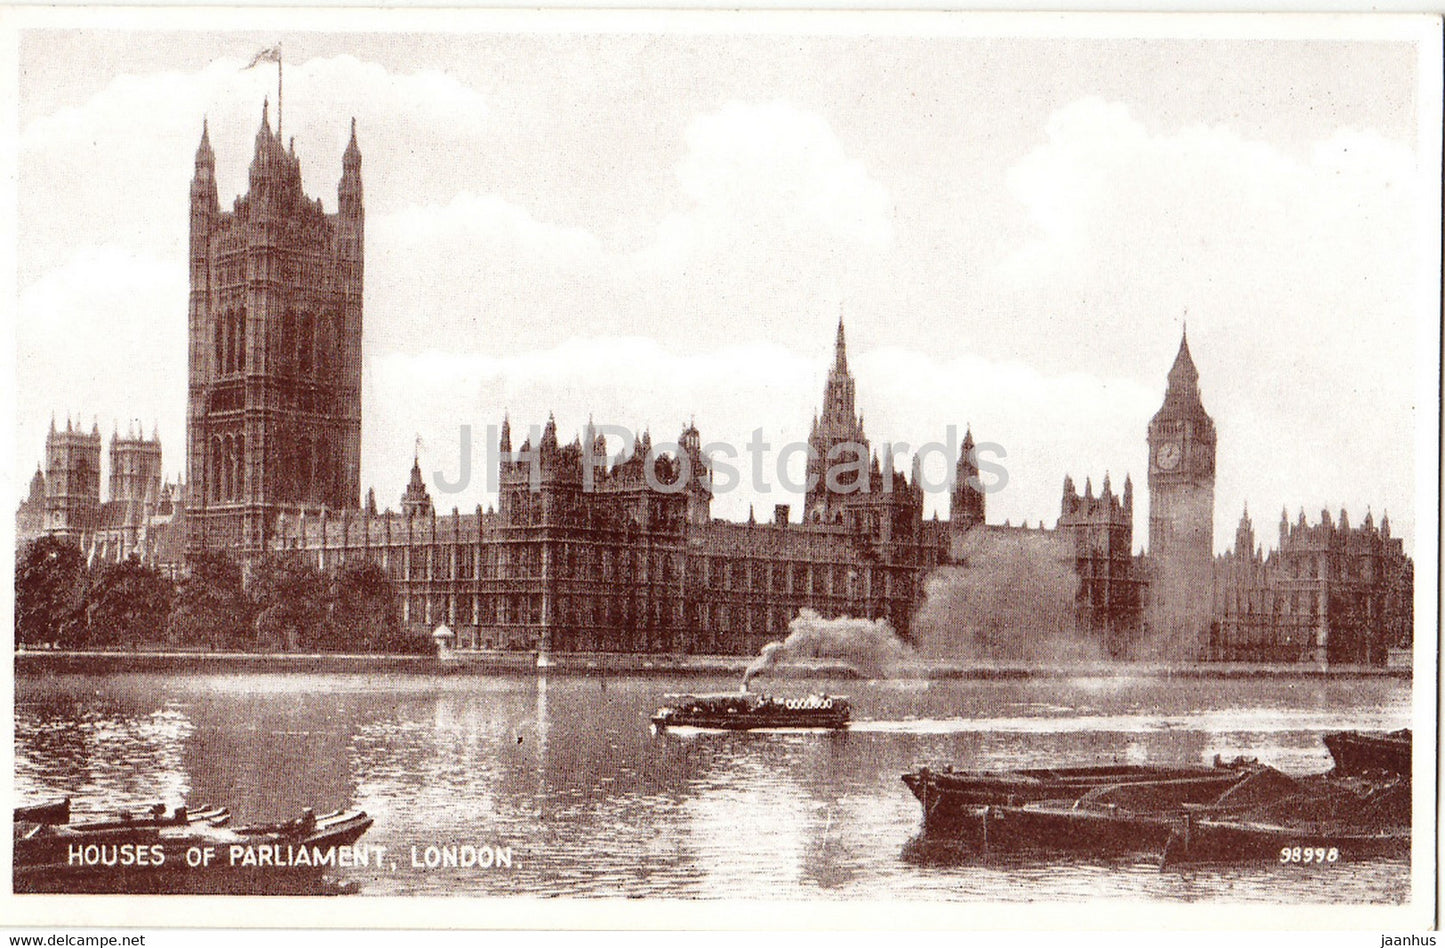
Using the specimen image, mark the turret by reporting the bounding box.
[1235,504,1254,556]
[950,427,985,528]
[190,118,219,228]
[401,453,433,519]
[679,419,712,524]
[248,99,283,197]
[339,117,364,221]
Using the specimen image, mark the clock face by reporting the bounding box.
[1155,442,1183,471]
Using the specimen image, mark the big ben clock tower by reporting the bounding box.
[1146,330,1216,659]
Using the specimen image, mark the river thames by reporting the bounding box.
[14,670,1411,902]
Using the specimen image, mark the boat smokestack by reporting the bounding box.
[741,641,783,692]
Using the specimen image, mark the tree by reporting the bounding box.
[15,536,86,647]
[82,556,175,649]
[248,553,330,651]
[169,551,253,650]
[330,561,399,652]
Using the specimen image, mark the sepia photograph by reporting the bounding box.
[4,8,1439,932]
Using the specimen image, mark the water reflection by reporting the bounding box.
[15,671,1411,902]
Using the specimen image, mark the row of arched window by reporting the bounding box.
[216,308,247,376]
[209,433,245,502]
[278,436,335,504]
[208,433,338,505]
[213,308,339,378]
[281,309,338,377]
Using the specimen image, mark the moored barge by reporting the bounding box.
[1323,729,1411,777]
[902,759,1258,831]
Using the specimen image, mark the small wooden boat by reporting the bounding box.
[14,807,375,894]
[1323,729,1411,777]
[14,798,70,825]
[15,806,233,867]
[651,692,849,731]
[64,804,232,833]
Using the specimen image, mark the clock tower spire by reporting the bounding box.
[1146,328,1217,659]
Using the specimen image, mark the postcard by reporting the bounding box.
[4,7,1439,932]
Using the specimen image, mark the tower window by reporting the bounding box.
[299,313,313,374]
[215,317,226,376]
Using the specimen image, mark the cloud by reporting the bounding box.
[651,100,894,264]
[15,245,188,486]
[1002,97,1419,357]
[989,97,1424,549]
[19,54,492,286]
[15,65,1425,556]
[360,336,1150,533]
[367,99,896,357]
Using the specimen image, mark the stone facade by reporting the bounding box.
[273,327,951,653]
[1209,506,1413,665]
[17,111,1415,666]
[1059,473,1142,657]
[42,417,103,540]
[18,420,184,570]
[185,106,364,554]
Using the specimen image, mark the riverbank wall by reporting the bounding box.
[13,649,1412,680]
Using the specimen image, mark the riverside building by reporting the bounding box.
[16,107,1413,666]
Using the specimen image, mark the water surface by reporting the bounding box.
[14,671,1411,902]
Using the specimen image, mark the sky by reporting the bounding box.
[11,18,1438,555]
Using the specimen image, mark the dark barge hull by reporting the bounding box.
[903,764,1254,833]
[14,798,70,825]
[1162,818,1411,866]
[1323,730,1411,777]
[950,802,1179,855]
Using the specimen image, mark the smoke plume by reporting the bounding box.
[741,608,919,689]
[911,526,1102,664]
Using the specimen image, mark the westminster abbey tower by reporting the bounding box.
[186,103,364,552]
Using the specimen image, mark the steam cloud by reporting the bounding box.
[741,608,919,689]
[911,527,1101,664]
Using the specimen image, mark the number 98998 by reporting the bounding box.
[1279,846,1339,864]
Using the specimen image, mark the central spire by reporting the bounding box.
[832,316,849,377]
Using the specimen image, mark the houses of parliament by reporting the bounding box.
[16,106,1414,666]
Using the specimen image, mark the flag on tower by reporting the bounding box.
[245,45,282,69]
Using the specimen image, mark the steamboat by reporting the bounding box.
[651,691,849,731]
